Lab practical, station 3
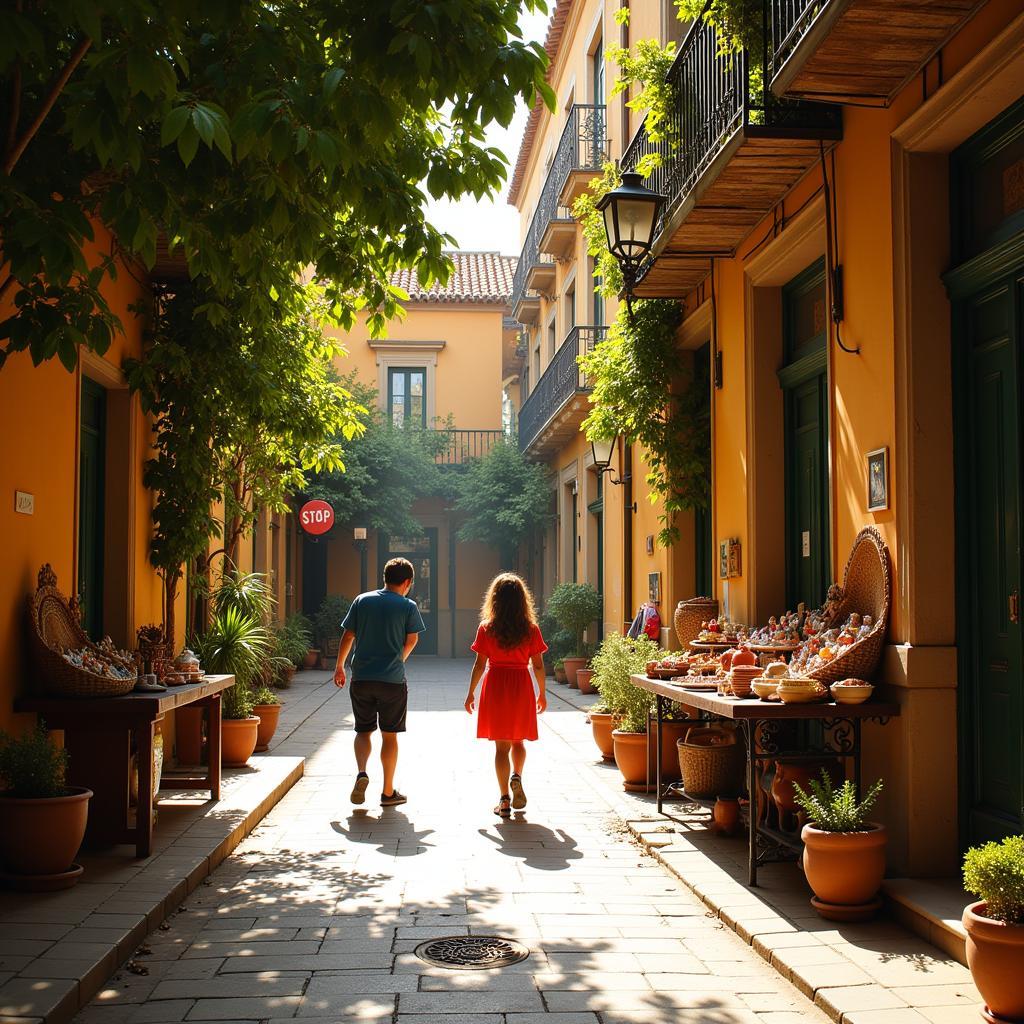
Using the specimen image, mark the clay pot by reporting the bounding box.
[771,760,841,831]
[562,657,586,688]
[728,665,761,698]
[800,822,887,920]
[221,717,260,767]
[962,901,1024,1021]
[576,668,596,695]
[731,645,757,668]
[277,664,296,689]
[589,711,616,761]
[303,649,320,669]
[0,787,92,884]
[720,649,736,672]
[554,666,567,684]
[712,797,742,836]
[253,703,282,752]
[612,730,650,791]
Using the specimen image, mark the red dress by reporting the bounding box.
[472,623,547,742]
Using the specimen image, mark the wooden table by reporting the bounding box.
[16,675,235,857]
[630,674,900,885]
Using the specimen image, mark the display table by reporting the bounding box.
[16,675,235,857]
[630,674,900,885]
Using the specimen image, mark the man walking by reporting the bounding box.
[333,557,425,806]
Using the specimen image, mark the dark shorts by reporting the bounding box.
[350,680,408,733]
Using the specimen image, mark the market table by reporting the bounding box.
[16,675,234,857]
[630,673,900,885]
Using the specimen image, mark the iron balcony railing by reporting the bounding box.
[510,104,607,316]
[518,325,607,452]
[771,0,827,83]
[620,2,841,250]
[434,429,508,466]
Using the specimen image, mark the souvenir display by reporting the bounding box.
[61,643,136,681]
[695,617,747,645]
[788,612,874,676]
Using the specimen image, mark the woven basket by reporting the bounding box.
[674,597,719,648]
[27,565,137,698]
[803,527,891,686]
[676,725,744,798]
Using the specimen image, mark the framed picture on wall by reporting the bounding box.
[648,571,661,605]
[866,447,889,512]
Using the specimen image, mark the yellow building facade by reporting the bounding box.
[510,0,1024,883]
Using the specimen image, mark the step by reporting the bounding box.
[882,876,969,965]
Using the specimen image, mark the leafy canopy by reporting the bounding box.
[0,0,553,370]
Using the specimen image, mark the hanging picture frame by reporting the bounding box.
[866,447,889,512]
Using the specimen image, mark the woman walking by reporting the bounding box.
[465,573,547,818]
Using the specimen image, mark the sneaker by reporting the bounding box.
[350,773,369,805]
[510,774,527,810]
[381,790,407,807]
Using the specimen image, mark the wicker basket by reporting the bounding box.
[803,527,891,686]
[27,565,137,698]
[674,596,719,648]
[676,725,745,799]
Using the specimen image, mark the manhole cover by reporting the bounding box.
[414,935,530,970]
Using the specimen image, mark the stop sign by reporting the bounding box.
[299,499,335,536]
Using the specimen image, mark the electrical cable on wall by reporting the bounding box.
[820,141,859,355]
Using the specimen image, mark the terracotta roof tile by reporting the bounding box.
[391,251,517,304]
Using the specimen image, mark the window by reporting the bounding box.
[590,257,605,325]
[565,284,576,331]
[388,367,427,427]
[548,316,557,360]
[662,0,685,46]
[592,43,605,105]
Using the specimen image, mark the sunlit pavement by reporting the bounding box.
[76,659,828,1024]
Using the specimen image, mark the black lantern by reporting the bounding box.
[596,171,665,312]
[590,437,615,474]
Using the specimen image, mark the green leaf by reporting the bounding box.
[161,106,191,146]
[177,123,200,166]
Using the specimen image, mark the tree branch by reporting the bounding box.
[4,35,92,175]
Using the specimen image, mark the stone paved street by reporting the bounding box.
[75,660,830,1024]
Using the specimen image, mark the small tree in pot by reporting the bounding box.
[792,772,885,921]
[0,723,92,889]
[961,835,1024,1022]
[546,583,603,686]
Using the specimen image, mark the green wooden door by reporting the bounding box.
[958,274,1024,843]
[380,530,438,655]
[78,378,106,639]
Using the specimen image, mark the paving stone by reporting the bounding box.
[397,991,546,1014]
[187,998,302,1020]
[150,976,308,1001]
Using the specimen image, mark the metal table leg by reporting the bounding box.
[655,693,664,813]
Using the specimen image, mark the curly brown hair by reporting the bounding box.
[481,573,538,650]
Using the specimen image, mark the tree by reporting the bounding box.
[0,1,553,370]
[304,374,450,540]
[454,440,551,568]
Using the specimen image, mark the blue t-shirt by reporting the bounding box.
[341,589,426,684]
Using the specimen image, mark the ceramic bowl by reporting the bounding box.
[830,682,874,705]
[751,679,778,701]
[777,682,823,704]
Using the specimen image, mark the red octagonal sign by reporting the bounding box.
[299,499,335,536]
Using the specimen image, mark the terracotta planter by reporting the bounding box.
[800,822,887,921]
[0,787,92,886]
[589,711,615,761]
[562,657,586,687]
[221,717,260,767]
[554,667,567,684]
[277,665,296,689]
[963,901,1024,1022]
[612,730,650,791]
[576,668,596,694]
[253,704,282,752]
[712,797,742,836]
[303,649,320,669]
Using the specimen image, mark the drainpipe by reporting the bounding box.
[622,437,634,627]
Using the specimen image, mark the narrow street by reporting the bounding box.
[75,660,828,1024]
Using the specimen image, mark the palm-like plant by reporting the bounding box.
[209,569,276,624]
[192,608,272,719]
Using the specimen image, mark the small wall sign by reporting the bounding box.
[719,537,741,579]
[299,499,335,536]
[866,447,889,512]
[648,571,661,604]
[14,491,34,515]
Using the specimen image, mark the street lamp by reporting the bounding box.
[353,527,368,594]
[596,170,666,320]
[590,435,627,487]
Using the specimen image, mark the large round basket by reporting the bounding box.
[674,597,719,649]
[804,527,891,686]
[27,565,137,698]
[676,725,744,799]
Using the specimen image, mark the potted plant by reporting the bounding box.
[251,685,282,752]
[792,771,886,921]
[554,659,567,684]
[576,665,596,695]
[585,701,615,762]
[546,583,602,686]
[313,595,351,668]
[0,723,92,889]
[273,614,312,687]
[961,834,1024,1022]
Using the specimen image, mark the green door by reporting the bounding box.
[957,274,1023,843]
[78,378,106,638]
[380,530,438,655]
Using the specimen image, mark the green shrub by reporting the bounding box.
[250,684,280,707]
[209,569,277,623]
[222,682,255,720]
[0,722,69,798]
[591,632,664,733]
[546,583,603,658]
[313,594,351,648]
[792,771,883,832]
[192,607,272,689]
[963,835,1024,924]
[274,614,313,667]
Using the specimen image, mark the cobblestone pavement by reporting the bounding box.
[77,660,830,1024]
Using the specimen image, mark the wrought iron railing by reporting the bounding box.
[510,104,607,316]
[434,429,508,466]
[620,2,841,250]
[518,326,607,452]
[771,0,828,81]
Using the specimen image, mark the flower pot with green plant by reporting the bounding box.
[547,583,603,686]
[554,659,567,684]
[0,723,91,889]
[273,614,312,686]
[313,595,351,664]
[793,771,886,921]
[961,834,1024,1022]
[585,701,615,761]
[251,685,282,752]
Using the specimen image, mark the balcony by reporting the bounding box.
[620,4,841,299]
[510,104,608,320]
[518,325,607,456]
[434,429,508,467]
[770,0,986,104]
